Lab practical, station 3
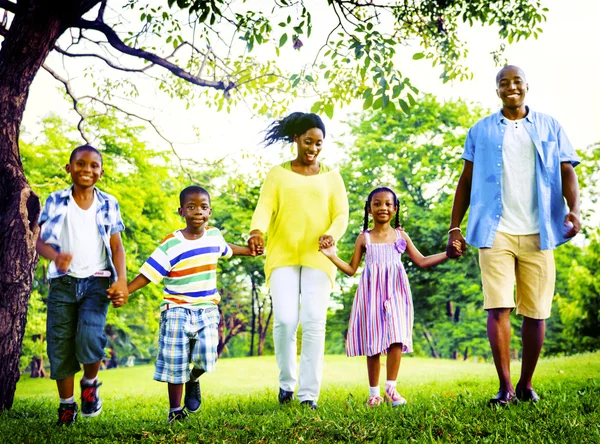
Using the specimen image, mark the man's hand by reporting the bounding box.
[446,230,466,259]
[564,211,581,238]
[320,244,337,258]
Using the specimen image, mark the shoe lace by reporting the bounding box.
[385,386,402,402]
[82,387,96,403]
[190,381,200,398]
[367,395,383,407]
[59,407,75,423]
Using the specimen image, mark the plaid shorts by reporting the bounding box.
[154,306,220,384]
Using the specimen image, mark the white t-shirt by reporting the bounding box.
[49,193,107,278]
[497,118,540,235]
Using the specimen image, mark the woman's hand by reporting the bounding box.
[318,234,334,250]
[248,230,265,256]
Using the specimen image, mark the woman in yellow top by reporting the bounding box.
[248,112,349,409]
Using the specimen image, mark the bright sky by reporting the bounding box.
[22,0,600,168]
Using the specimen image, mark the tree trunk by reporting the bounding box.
[0,0,101,409]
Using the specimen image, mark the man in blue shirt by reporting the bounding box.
[446,65,581,406]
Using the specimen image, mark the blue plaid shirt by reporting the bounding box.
[463,108,580,250]
[38,186,125,281]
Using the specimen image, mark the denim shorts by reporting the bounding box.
[154,306,220,384]
[46,275,110,380]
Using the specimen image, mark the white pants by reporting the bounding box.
[270,266,331,402]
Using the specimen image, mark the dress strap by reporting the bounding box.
[363,230,371,245]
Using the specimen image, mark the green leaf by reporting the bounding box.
[363,95,373,110]
[398,99,410,114]
[324,103,334,119]
[412,52,425,60]
[279,33,288,47]
[305,75,314,83]
[373,96,383,110]
[310,101,322,113]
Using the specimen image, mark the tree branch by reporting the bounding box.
[73,17,231,92]
[54,44,152,73]
[41,64,92,145]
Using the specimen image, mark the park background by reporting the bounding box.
[1,0,599,442]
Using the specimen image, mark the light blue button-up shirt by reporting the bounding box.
[462,108,580,250]
[38,186,125,281]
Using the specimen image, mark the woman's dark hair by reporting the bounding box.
[262,112,326,146]
[363,187,401,231]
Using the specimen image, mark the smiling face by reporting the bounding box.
[178,192,212,231]
[66,149,104,189]
[496,65,528,112]
[294,127,324,166]
[369,190,398,224]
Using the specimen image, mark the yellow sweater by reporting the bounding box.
[251,164,349,286]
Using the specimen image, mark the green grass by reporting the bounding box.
[3,352,600,443]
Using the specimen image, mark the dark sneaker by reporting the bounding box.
[516,385,540,402]
[56,402,78,426]
[300,400,319,410]
[168,408,189,423]
[184,378,201,413]
[80,380,103,417]
[278,388,295,404]
[489,389,518,407]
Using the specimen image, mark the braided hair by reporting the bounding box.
[262,112,326,146]
[362,187,401,231]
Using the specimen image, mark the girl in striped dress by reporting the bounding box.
[321,187,462,407]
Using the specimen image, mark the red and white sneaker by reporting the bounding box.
[385,385,407,407]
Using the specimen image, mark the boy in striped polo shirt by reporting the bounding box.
[126,185,254,422]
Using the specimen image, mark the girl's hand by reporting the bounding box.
[451,239,464,256]
[318,234,334,250]
[320,244,337,258]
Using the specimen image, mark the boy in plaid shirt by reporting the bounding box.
[126,185,255,422]
[37,145,128,425]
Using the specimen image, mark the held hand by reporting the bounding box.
[564,212,581,238]
[247,232,265,256]
[318,234,334,250]
[54,252,73,273]
[446,231,466,259]
[320,244,337,258]
[107,279,129,308]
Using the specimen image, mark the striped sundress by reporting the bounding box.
[346,228,414,357]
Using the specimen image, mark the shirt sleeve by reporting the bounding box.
[220,232,233,259]
[324,171,349,241]
[110,199,126,235]
[140,245,171,284]
[462,126,476,162]
[38,194,53,227]
[557,124,580,167]
[250,167,278,234]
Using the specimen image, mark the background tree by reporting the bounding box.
[0,0,549,408]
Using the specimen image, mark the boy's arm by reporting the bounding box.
[127,274,151,294]
[228,243,255,256]
[320,233,365,277]
[36,234,72,273]
[107,232,129,306]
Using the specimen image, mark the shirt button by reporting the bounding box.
[496,182,499,185]
[496,215,500,218]
[497,163,500,166]
[497,145,501,148]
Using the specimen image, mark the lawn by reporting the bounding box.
[2,352,599,442]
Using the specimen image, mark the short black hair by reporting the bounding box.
[263,112,326,146]
[179,185,211,206]
[69,145,103,165]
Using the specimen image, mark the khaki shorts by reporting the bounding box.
[479,232,555,319]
